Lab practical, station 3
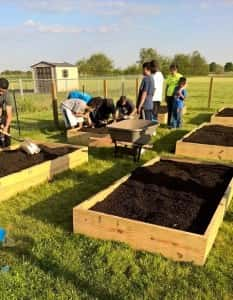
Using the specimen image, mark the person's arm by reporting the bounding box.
[4,105,13,132]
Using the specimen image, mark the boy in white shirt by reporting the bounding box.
[150,60,164,121]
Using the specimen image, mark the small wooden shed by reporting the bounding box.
[31,61,79,93]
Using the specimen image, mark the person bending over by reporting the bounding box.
[0,78,13,147]
[90,98,116,128]
[61,98,91,130]
[115,96,136,121]
[136,62,154,121]
[171,77,187,128]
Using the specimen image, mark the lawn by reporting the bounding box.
[0,76,233,300]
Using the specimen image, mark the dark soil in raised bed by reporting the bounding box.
[183,125,233,147]
[217,108,233,117]
[91,159,233,234]
[0,145,76,178]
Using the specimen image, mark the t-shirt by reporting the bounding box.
[174,87,187,110]
[137,75,154,110]
[62,99,87,114]
[152,71,164,102]
[116,99,135,116]
[166,73,183,97]
[67,90,92,103]
[0,92,13,108]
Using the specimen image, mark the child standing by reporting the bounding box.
[171,77,187,128]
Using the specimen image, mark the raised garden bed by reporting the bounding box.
[0,142,88,202]
[211,107,233,125]
[158,105,187,124]
[175,123,233,161]
[67,127,113,147]
[73,157,233,265]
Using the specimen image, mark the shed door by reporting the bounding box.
[36,67,52,93]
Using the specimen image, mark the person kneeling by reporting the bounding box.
[61,99,91,130]
[115,96,136,121]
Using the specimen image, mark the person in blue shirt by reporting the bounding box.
[67,90,92,104]
[136,62,155,121]
[171,77,187,128]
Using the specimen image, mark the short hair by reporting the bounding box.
[179,77,187,85]
[142,62,151,71]
[0,78,9,89]
[119,96,127,103]
[150,60,160,74]
[169,63,178,70]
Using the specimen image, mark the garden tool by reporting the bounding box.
[0,129,41,155]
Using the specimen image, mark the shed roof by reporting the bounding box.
[31,61,76,68]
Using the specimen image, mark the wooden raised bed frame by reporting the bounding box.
[0,142,88,202]
[158,105,187,124]
[67,128,113,147]
[175,123,233,161]
[73,157,233,265]
[211,107,233,125]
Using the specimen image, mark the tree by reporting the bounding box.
[209,62,217,73]
[215,64,224,74]
[173,54,192,75]
[139,48,160,64]
[190,51,209,76]
[224,62,233,72]
[77,53,114,75]
[123,64,141,75]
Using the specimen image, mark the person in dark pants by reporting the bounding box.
[165,64,183,127]
[151,60,164,121]
[0,78,13,147]
[136,62,154,121]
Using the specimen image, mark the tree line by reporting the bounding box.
[77,48,232,76]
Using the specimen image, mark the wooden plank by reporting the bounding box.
[211,107,233,126]
[0,143,88,202]
[73,156,233,265]
[74,209,206,265]
[67,128,110,147]
[203,177,233,261]
[175,123,233,161]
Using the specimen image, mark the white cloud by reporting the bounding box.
[14,0,160,16]
[24,19,119,34]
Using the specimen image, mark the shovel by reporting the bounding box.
[0,129,41,155]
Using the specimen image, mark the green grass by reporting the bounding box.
[0,76,233,300]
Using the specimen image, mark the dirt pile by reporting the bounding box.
[91,160,233,234]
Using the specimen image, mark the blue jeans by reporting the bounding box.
[172,100,183,128]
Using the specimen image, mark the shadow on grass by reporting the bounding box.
[23,160,136,232]
[153,129,188,154]
[188,113,212,125]
[3,235,121,300]
[224,211,233,223]
[11,118,67,143]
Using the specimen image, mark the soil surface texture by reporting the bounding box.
[217,108,233,117]
[184,125,233,146]
[0,145,76,178]
[91,159,233,234]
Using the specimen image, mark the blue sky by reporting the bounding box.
[0,0,233,71]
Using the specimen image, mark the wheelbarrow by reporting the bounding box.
[107,119,158,161]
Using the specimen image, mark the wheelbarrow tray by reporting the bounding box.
[107,120,157,145]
